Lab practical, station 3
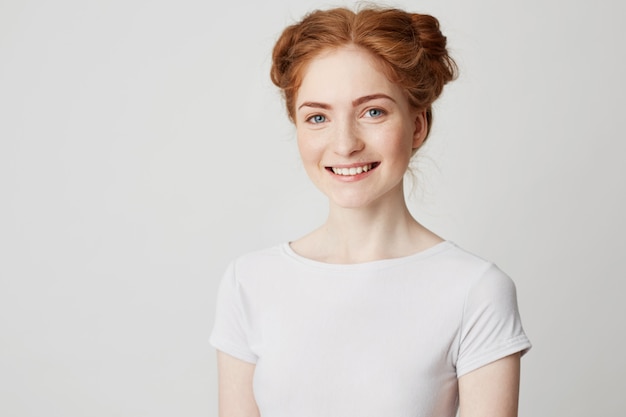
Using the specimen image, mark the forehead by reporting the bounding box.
[296,46,404,105]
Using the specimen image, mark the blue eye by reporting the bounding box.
[308,114,326,124]
[366,108,384,118]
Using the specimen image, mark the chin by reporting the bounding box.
[326,193,382,210]
[323,182,405,210]
[332,201,372,209]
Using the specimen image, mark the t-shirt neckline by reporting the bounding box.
[281,240,454,271]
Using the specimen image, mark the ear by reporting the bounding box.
[412,110,428,150]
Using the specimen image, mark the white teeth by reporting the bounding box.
[331,164,373,176]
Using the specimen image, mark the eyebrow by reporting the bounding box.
[297,93,396,111]
[297,101,331,111]
[352,94,396,107]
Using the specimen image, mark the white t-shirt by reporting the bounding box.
[210,241,531,417]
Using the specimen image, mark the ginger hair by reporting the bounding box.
[270,6,457,139]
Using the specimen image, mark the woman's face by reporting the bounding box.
[294,45,427,210]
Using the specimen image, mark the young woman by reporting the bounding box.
[210,6,531,417]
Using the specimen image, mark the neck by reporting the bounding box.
[291,187,443,264]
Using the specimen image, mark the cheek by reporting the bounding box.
[381,126,413,155]
[296,133,324,165]
[380,128,415,172]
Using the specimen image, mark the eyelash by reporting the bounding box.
[306,114,327,124]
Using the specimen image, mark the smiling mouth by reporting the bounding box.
[326,162,380,176]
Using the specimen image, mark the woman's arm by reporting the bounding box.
[217,350,260,417]
[458,352,521,417]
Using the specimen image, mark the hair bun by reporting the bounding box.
[411,14,448,58]
[410,13,457,98]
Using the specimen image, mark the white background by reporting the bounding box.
[1,0,624,415]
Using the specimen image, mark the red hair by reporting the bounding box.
[270,6,457,139]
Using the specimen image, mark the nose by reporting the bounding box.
[332,119,364,156]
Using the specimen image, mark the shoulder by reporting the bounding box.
[413,242,520,307]
[232,244,287,266]
[446,244,516,293]
[226,243,293,284]
[427,242,502,282]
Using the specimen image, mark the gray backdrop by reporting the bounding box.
[1,0,624,415]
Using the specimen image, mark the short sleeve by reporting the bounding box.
[209,261,258,364]
[456,264,531,377]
